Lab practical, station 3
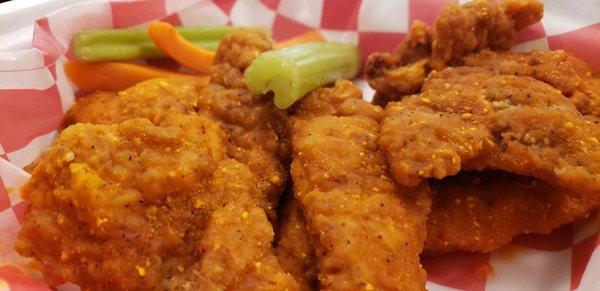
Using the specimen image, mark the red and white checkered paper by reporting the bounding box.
[1,0,599,290]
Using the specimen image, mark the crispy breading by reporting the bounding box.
[290,80,384,121]
[430,0,542,69]
[379,67,600,201]
[275,197,318,291]
[198,28,290,220]
[365,0,543,104]
[365,21,433,106]
[210,28,273,89]
[15,117,298,290]
[63,29,289,221]
[464,49,600,116]
[278,169,599,257]
[290,81,431,290]
[425,170,597,254]
[274,81,385,290]
[19,29,299,289]
[276,169,598,258]
[278,170,599,258]
[193,159,298,290]
[62,76,204,127]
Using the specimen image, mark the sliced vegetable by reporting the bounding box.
[64,60,209,91]
[274,30,326,49]
[72,26,235,61]
[244,42,361,109]
[148,22,215,74]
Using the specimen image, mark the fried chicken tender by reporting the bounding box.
[196,28,289,220]
[193,159,298,290]
[62,76,204,127]
[464,49,600,116]
[425,170,597,254]
[63,29,289,221]
[15,117,297,290]
[365,0,543,104]
[277,169,599,258]
[290,81,431,290]
[380,67,600,201]
[275,197,318,291]
[278,171,598,258]
[20,29,299,289]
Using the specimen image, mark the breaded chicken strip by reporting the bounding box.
[275,196,318,291]
[425,170,597,254]
[380,67,600,201]
[196,30,290,218]
[62,76,204,127]
[464,49,600,116]
[279,169,598,257]
[15,117,298,290]
[290,81,431,290]
[365,0,543,104]
[63,29,289,221]
[193,159,298,290]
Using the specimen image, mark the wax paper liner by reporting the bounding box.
[1,0,599,290]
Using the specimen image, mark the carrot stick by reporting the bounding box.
[274,30,326,49]
[148,22,215,74]
[64,60,209,91]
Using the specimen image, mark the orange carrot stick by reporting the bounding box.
[148,22,215,74]
[64,60,209,91]
[274,30,326,49]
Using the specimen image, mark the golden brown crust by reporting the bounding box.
[503,0,545,31]
[213,28,272,75]
[275,198,318,291]
[197,29,289,220]
[430,0,530,69]
[425,170,597,254]
[365,22,432,101]
[464,49,600,116]
[15,117,297,290]
[193,159,298,290]
[379,67,600,200]
[196,83,290,219]
[275,169,599,258]
[62,77,204,127]
[63,29,289,221]
[290,81,430,290]
[20,29,299,290]
[290,80,384,122]
[211,28,273,89]
[15,117,215,289]
[365,0,543,104]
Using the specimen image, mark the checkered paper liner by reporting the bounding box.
[0,0,599,289]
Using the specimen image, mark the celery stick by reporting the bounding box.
[244,42,361,109]
[72,27,234,61]
[75,40,221,61]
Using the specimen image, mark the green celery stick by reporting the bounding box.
[72,27,234,61]
[75,40,221,61]
[244,42,361,109]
